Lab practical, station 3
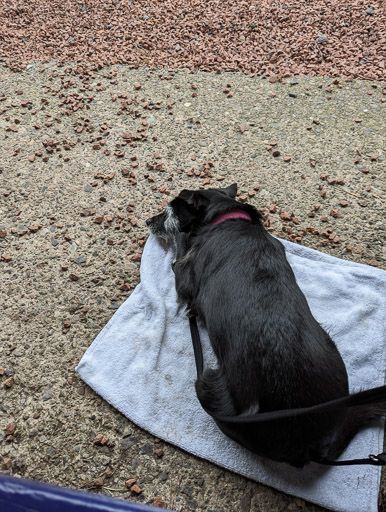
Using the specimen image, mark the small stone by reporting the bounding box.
[317,36,329,44]
[269,205,277,213]
[368,260,378,267]
[125,478,137,488]
[131,484,142,495]
[4,376,14,388]
[2,458,11,469]
[283,156,291,162]
[94,477,104,488]
[339,200,348,207]
[69,273,79,281]
[94,434,109,445]
[330,208,340,218]
[272,150,280,157]
[134,83,141,90]
[154,448,164,457]
[153,497,164,508]
[141,443,152,455]
[6,424,16,435]
[75,255,87,265]
[366,7,374,15]
[279,212,291,221]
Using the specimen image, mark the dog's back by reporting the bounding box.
[189,221,352,465]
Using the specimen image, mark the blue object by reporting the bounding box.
[0,474,171,512]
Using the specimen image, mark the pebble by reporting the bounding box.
[125,478,137,488]
[42,388,53,401]
[4,376,14,388]
[75,255,87,265]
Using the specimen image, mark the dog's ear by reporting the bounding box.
[178,189,195,203]
[171,197,198,230]
[222,183,237,198]
[178,189,207,209]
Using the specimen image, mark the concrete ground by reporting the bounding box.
[0,62,385,511]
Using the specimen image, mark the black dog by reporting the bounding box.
[147,184,386,467]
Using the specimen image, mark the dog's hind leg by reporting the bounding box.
[195,368,236,417]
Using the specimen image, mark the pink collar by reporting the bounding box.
[211,209,252,225]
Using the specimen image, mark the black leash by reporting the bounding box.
[188,314,386,467]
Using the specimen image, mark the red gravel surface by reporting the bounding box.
[0,0,385,80]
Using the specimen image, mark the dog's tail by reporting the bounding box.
[325,399,386,461]
[211,385,386,424]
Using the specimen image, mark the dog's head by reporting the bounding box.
[146,183,243,245]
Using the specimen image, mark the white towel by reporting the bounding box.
[76,236,386,512]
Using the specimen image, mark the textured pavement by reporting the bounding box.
[0,62,385,511]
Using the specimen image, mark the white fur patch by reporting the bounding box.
[242,403,260,416]
[164,205,180,233]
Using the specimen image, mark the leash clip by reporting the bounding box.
[368,453,386,465]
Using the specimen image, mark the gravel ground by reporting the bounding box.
[0,0,385,80]
[0,60,385,511]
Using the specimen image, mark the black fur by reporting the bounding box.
[147,184,386,467]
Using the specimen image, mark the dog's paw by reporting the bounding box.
[185,307,196,318]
